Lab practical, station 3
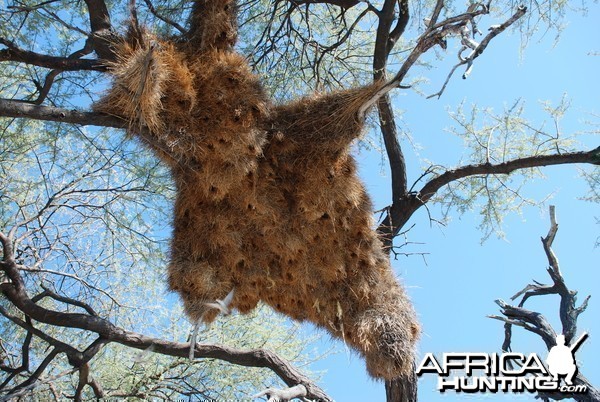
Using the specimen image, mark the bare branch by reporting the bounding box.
[490,206,600,401]
[252,384,307,401]
[491,299,557,348]
[428,5,527,98]
[0,38,105,71]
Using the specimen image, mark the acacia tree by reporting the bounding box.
[0,0,598,401]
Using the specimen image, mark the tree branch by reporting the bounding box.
[0,37,105,72]
[0,324,32,389]
[369,1,415,400]
[141,0,186,34]
[369,0,409,256]
[2,348,60,400]
[490,299,557,348]
[427,0,445,29]
[0,368,77,401]
[252,384,307,401]
[0,232,332,402]
[32,285,98,317]
[83,0,117,60]
[74,362,104,401]
[427,5,527,98]
[489,206,600,401]
[0,99,125,128]
[378,147,600,238]
[0,305,86,366]
[29,42,96,105]
[427,6,527,99]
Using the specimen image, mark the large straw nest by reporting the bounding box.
[95,0,419,380]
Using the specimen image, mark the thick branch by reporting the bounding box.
[0,39,104,71]
[0,251,331,402]
[74,362,104,401]
[420,150,600,203]
[491,299,557,348]
[0,99,125,128]
[427,0,445,29]
[370,2,414,400]
[83,0,117,60]
[385,367,417,402]
[389,0,410,49]
[378,148,600,236]
[370,0,409,255]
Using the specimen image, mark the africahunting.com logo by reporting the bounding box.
[416,333,589,394]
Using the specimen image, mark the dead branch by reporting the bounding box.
[428,5,527,98]
[252,384,307,401]
[489,299,557,348]
[489,206,599,401]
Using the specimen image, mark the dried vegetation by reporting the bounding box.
[95,0,419,380]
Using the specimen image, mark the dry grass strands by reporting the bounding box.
[95,0,419,381]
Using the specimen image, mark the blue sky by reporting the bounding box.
[2,2,597,401]
[308,5,599,401]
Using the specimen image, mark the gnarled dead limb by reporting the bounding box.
[488,206,599,401]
